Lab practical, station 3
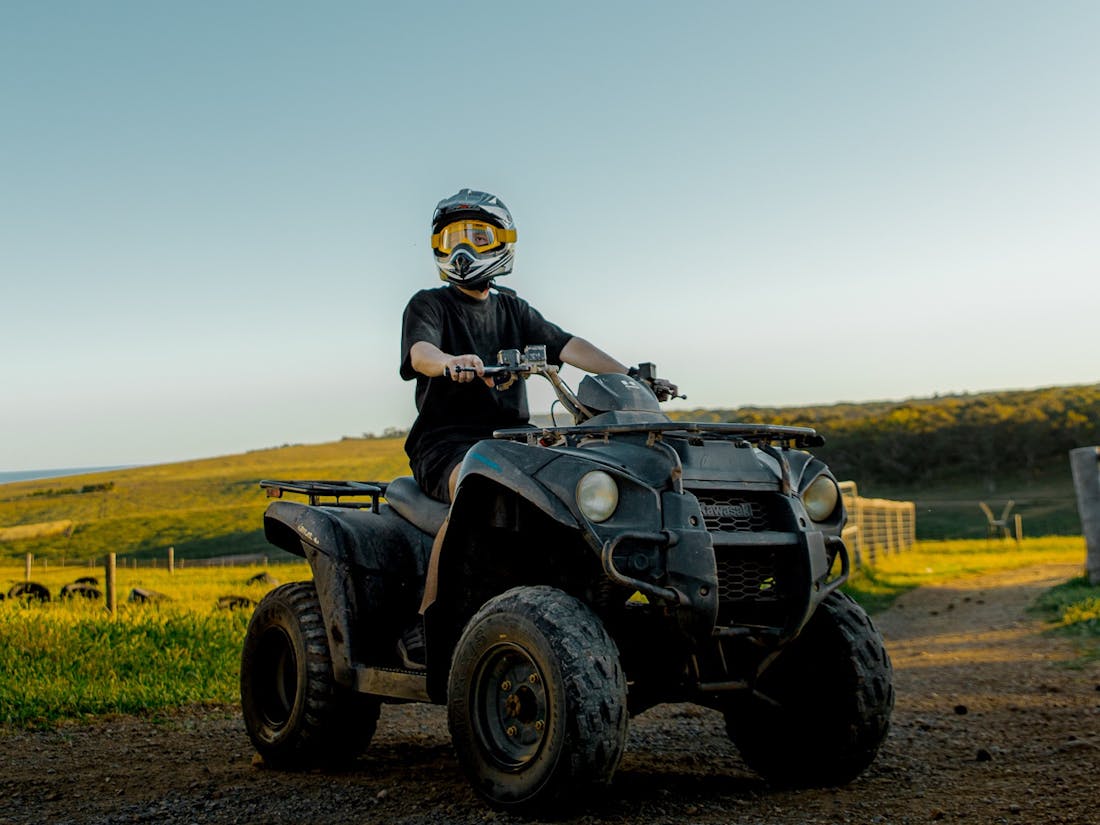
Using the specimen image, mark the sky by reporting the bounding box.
[2,1,1098,471]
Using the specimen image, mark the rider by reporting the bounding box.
[401,188,629,503]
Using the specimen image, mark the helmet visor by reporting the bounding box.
[432,220,516,255]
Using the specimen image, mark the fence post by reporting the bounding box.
[105,553,117,616]
[1070,446,1100,585]
[25,553,32,582]
[168,546,175,573]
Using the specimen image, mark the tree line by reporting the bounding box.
[672,383,1100,490]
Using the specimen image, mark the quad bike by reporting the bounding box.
[240,346,894,809]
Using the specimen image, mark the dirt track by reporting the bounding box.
[3,563,1099,825]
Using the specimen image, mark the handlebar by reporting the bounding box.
[442,345,682,423]
[444,363,519,378]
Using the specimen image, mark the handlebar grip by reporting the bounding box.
[444,365,478,378]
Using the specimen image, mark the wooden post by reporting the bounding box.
[105,553,117,616]
[1070,447,1100,584]
[25,553,32,582]
[168,546,175,573]
[1014,513,1023,546]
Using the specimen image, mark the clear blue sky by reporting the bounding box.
[3,1,1098,471]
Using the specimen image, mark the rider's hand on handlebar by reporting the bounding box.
[443,354,493,386]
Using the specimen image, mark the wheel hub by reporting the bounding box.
[474,643,549,769]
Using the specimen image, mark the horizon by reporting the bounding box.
[3,377,1094,475]
[4,3,1098,469]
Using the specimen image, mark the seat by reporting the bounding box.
[385,476,449,536]
[979,500,1015,539]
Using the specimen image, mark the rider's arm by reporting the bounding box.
[559,336,629,375]
[409,341,486,383]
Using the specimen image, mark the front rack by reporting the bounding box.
[493,421,824,449]
[260,480,386,509]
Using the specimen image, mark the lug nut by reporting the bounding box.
[534,720,544,732]
[506,725,518,737]
[528,673,539,684]
[501,680,512,691]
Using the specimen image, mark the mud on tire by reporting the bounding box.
[448,586,629,810]
[240,581,380,769]
[725,590,894,787]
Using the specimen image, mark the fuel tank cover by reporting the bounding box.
[577,374,662,413]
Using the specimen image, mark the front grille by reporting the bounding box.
[693,491,771,532]
[716,549,781,604]
[692,489,797,628]
[714,546,794,627]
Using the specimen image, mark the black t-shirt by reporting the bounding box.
[400,285,574,464]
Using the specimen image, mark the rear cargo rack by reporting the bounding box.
[260,480,385,509]
[494,421,824,449]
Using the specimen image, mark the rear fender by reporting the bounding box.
[262,500,432,685]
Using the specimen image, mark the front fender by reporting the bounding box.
[457,440,578,528]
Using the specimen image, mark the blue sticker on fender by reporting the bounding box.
[469,452,502,472]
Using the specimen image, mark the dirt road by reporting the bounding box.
[3,563,1098,825]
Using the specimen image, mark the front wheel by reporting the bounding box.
[448,586,628,810]
[725,590,894,786]
[240,581,380,768]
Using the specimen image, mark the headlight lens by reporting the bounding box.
[803,475,840,522]
[576,470,619,522]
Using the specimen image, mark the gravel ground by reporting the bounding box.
[3,562,1098,825]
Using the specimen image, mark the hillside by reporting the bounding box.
[0,438,410,564]
[1,382,1095,561]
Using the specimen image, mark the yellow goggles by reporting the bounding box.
[431,220,517,254]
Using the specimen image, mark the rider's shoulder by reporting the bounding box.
[490,286,531,310]
[407,286,450,308]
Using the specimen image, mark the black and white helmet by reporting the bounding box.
[430,188,516,289]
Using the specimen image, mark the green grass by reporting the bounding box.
[0,437,410,564]
[842,536,1086,613]
[1029,575,1100,664]
[0,562,310,726]
[2,538,1091,727]
[872,474,1081,541]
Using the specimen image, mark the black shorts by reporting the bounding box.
[410,440,472,503]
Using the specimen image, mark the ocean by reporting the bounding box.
[0,467,131,485]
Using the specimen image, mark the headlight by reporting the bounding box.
[576,470,619,522]
[803,475,840,522]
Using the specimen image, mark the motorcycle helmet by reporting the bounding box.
[430,188,516,289]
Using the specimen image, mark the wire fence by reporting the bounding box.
[839,481,917,567]
[11,483,915,575]
[10,549,303,577]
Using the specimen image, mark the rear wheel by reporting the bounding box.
[240,581,379,768]
[448,586,628,809]
[725,590,894,786]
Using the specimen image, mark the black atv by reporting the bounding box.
[240,346,894,809]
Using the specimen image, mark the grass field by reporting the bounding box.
[1,431,1088,566]
[0,437,411,565]
[0,562,310,726]
[840,535,1087,612]
[2,537,1096,727]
